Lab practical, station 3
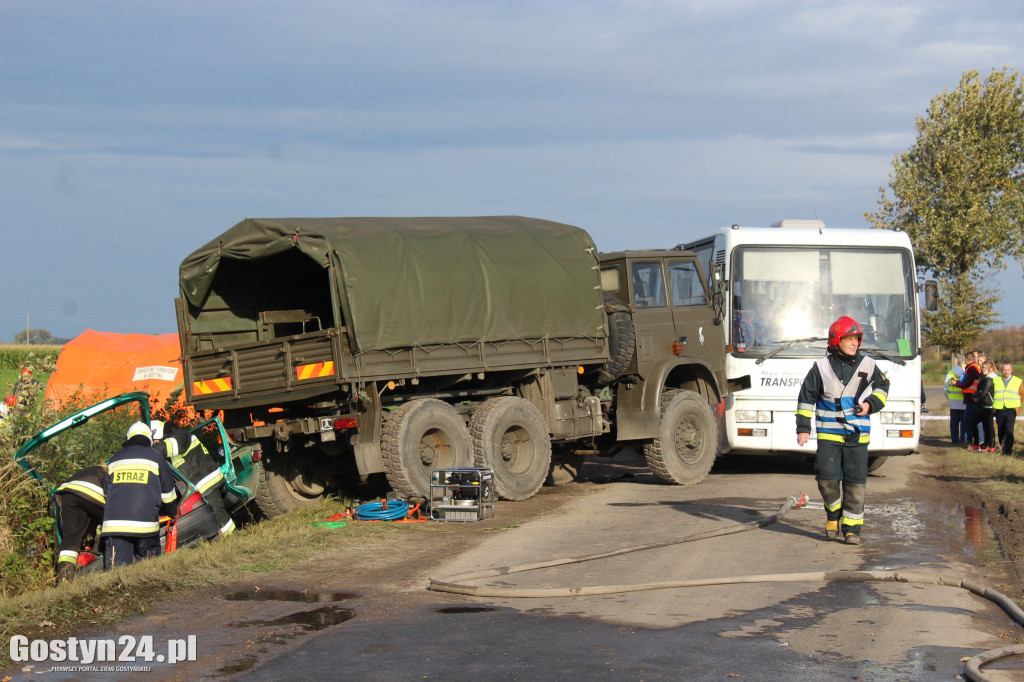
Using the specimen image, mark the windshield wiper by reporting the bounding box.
[860,345,907,366]
[755,337,828,365]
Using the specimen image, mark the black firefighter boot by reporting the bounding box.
[55,560,76,583]
[817,479,842,540]
[841,481,866,545]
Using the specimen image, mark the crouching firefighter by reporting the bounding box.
[151,420,235,536]
[796,316,889,545]
[53,464,107,581]
[101,422,178,568]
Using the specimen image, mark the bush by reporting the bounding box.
[0,357,147,595]
[0,458,54,596]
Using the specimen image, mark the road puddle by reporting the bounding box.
[434,605,499,614]
[219,588,357,603]
[227,604,356,631]
[960,504,1003,563]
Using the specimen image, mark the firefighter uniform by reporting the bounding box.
[797,317,889,544]
[101,423,178,568]
[54,465,106,581]
[994,372,1023,455]
[154,423,235,535]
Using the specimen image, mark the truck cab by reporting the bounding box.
[599,249,726,407]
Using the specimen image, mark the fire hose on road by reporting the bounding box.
[428,495,1024,681]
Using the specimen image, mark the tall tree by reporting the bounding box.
[865,68,1024,353]
[920,275,998,353]
[13,328,53,345]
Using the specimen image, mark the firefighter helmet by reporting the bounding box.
[4,395,16,407]
[126,421,152,443]
[828,316,863,348]
[150,420,165,441]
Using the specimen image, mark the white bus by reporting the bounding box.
[682,220,933,469]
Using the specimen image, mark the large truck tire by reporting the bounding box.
[382,399,473,498]
[597,309,636,386]
[470,397,551,500]
[644,389,717,485]
[254,450,329,518]
[546,448,586,486]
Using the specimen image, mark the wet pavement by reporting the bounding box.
[8,449,1024,681]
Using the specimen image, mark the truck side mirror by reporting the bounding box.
[709,261,725,325]
[924,279,938,312]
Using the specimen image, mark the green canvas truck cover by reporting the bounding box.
[179,216,607,354]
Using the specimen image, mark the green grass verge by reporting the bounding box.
[922,412,1024,512]
[0,369,51,395]
[922,360,950,386]
[0,498,447,669]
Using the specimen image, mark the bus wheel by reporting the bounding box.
[644,389,717,485]
[471,397,551,500]
[382,399,473,498]
[867,456,888,472]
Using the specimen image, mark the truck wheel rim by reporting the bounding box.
[673,419,703,464]
[419,429,452,467]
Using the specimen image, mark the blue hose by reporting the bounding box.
[354,499,410,521]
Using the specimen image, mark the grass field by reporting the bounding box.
[0,369,51,396]
[0,497,448,669]
[0,343,60,395]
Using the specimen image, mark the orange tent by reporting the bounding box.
[46,330,185,409]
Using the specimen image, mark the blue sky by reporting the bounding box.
[1,0,1022,343]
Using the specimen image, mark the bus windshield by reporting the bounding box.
[730,246,917,357]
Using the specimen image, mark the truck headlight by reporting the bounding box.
[736,410,772,423]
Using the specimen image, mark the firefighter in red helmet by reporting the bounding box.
[796,316,889,544]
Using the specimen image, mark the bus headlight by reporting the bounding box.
[736,410,772,423]
[879,412,915,425]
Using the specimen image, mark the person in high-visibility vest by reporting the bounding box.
[945,363,966,446]
[797,316,889,546]
[993,362,1023,455]
[956,351,983,449]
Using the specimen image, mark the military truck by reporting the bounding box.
[175,216,735,517]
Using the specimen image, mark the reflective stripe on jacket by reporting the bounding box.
[960,362,980,397]
[55,465,107,507]
[813,355,877,444]
[101,445,177,537]
[994,375,1023,410]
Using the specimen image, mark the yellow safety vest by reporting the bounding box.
[946,370,963,402]
[993,375,1023,410]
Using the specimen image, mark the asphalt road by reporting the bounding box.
[248,451,1019,680]
[14,441,1022,682]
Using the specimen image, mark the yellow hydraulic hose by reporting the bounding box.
[428,495,1024,682]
